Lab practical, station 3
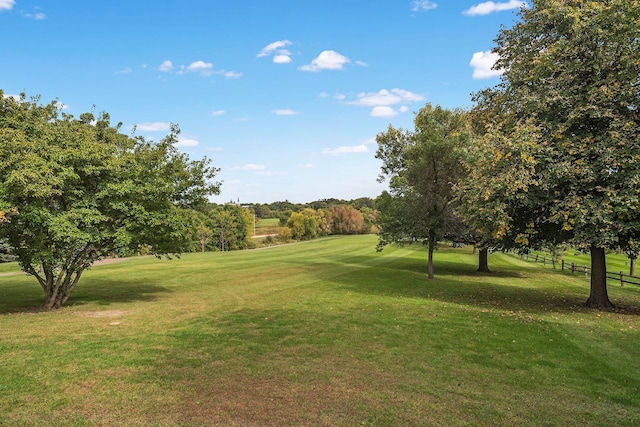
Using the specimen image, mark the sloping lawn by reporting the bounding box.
[1,235,639,426]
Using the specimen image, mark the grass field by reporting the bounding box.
[1,235,640,426]
[254,217,287,241]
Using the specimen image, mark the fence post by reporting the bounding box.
[571,263,575,273]
[543,256,546,266]
[535,254,539,262]
[584,265,588,279]
[620,271,625,287]
[552,258,556,269]
[561,259,565,271]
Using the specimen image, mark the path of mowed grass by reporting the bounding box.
[1,235,639,426]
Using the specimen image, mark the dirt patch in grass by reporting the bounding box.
[70,309,126,318]
[175,374,406,426]
[165,353,437,427]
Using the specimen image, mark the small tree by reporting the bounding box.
[328,205,368,235]
[197,224,213,253]
[208,205,254,251]
[376,105,471,279]
[0,92,220,309]
[287,208,320,240]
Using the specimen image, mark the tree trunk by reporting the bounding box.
[477,247,490,273]
[630,256,637,277]
[427,233,435,280]
[41,267,84,309]
[585,246,614,309]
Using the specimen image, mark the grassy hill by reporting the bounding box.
[1,235,639,426]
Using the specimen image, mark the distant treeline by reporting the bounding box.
[238,197,376,220]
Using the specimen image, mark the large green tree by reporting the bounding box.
[0,92,220,308]
[473,0,640,308]
[376,105,471,279]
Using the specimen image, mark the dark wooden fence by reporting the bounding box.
[520,253,640,288]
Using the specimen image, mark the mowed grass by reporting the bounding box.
[1,235,640,426]
[254,217,286,237]
[256,217,281,229]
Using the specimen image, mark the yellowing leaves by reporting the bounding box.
[0,207,18,224]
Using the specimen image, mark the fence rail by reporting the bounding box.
[520,253,640,288]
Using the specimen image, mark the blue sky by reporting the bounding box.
[1,0,526,204]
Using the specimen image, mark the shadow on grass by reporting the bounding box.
[299,253,640,316]
[0,275,171,315]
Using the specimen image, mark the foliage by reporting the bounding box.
[327,205,369,235]
[287,208,319,240]
[197,224,213,253]
[253,204,272,219]
[0,239,15,263]
[471,0,640,308]
[375,104,471,278]
[207,205,254,251]
[0,91,220,308]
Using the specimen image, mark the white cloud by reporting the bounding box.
[411,0,437,12]
[334,93,346,100]
[370,106,398,118]
[389,88,425,102]
[186,60,213,75]
[258,40,294,64]
[349,89,424,107]
[273,54,292,64]
[232,164,265,171]
[299,163,315,169]
[256,171,288,177]
[470,50,503,79]
[211,110,226,117]
[355,60,369,67]
[299,50,350,72]
[116,67,132,75]
[158,60,174,72]
[272,109,298,116]
[0,0,15,11]
[176,137,199,148]
[399,106,410,113]
[463,0,526,16]
[23,11,46,20]
[257,40,292,57]
[221,70,242,79]
[322,145,369,156]
[135,122,171,132]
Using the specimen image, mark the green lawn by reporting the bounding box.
[256,217,281,229]
[0,261,20,274]
[254,217,286,238]
[1,235,639,426]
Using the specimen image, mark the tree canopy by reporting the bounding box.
[471,0,640,308]
[376,105,471,279]
[0,92,220,308]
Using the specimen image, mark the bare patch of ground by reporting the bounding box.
[71,309,126,318]
[92,257,134,266]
